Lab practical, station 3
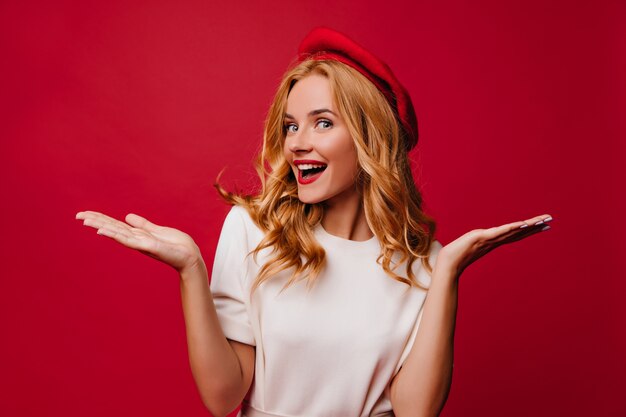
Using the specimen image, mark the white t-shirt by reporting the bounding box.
[209,205,442,417]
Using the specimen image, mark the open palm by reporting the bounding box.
[437,214,553,278]
[75,211,202,273]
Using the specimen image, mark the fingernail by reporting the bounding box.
[544,216,553,223]
[520,223,529,229]
[541,225,551,231]
[534,220,544,226]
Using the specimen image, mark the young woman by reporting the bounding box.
[76,28,552,417]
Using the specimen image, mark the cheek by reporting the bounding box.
[326,136,358,179]
[283,141,292,164]
[340,137,358,170]
[323,131,356,160]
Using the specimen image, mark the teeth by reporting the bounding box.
[297,164,327,170]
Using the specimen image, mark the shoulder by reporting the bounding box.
[412,239,443,288]
[222,205,256,232]
[224,204,248,222]
[219,204,265,248]
[429,239,443,263]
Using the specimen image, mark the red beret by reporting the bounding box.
[297,27,419,150]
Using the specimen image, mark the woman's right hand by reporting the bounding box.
[75,210,203,274]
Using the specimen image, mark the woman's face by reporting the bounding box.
[283,74,359,206]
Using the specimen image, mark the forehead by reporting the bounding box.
[286,74,334,113]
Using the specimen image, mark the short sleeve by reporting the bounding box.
[393,239,443,375]
[414,239,443,289]
[209,206,256,346]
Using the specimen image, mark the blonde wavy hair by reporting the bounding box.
[215,58,437,294]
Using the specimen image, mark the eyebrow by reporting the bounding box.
[284,108,337,120]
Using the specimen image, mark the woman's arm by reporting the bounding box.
[179,260,255,417]
[389,266,458,417]
[390,213,552,416]
[76,211,254,417]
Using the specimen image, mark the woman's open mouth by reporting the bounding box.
[297,163,327,185]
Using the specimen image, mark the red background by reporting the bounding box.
[1,1,624,416]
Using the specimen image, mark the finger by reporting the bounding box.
[96,225,156,252]
[486,214,553,237]
[76,210,115,220]
[124,213,161,232]
[498,217,553,244]
[480,216,551,245]
[501,225,547,244]
[77,211,130,228]
[76,211,103,220]
[95,220,134,238]
[480,222,525,240]
[97,226,136,247]
[81,216,132,233]
[519,214,553,229]
[497,222,521,235]
[77,211,161,254]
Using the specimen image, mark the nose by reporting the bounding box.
[286,129,313,154]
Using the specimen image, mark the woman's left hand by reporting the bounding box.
[436,214,553,279]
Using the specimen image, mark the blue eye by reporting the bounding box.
[285,123,298,133]
[316,119,332,129]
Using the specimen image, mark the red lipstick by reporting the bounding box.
[294,160,327,185]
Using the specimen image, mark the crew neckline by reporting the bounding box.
[314,222,378,247]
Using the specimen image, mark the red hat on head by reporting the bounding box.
[297,27,419,150]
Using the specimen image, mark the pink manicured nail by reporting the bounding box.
[544,216,553,223]
[520,223,529,228]
[534,220,544,226]
[541,225,551,231]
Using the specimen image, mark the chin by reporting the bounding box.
[296,189,329,205]
[297,194,324,205]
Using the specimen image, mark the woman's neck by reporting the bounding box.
[321,189,373,242]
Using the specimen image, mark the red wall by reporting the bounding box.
[1,1,624,416]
